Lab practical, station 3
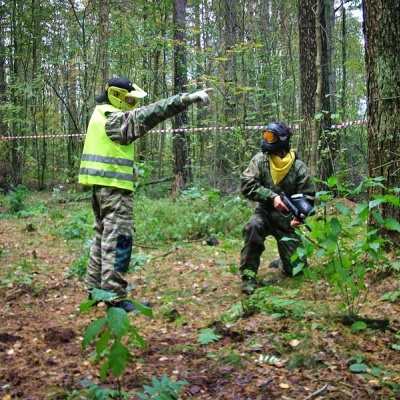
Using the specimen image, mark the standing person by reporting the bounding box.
[240,121,315,295]
[79,77,212,311]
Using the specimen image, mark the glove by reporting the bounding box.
[188,88,213,105]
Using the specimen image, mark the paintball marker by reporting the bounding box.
[280,192,314,231]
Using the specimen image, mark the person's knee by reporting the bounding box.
[243,218,264,239]
[115,234,133,273]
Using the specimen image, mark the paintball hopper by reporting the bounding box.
[290,194,314,216]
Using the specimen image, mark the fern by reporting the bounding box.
[380,291,400,302]
[198,328,222,345]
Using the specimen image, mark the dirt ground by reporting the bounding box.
[0,196,399,400]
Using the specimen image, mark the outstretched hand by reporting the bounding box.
[188,88,213,104]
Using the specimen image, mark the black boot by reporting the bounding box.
[241,277,257,295]
[107,300,151,313]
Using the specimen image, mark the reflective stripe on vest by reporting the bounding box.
[78,104,135,190]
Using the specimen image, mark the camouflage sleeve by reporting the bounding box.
[294,161,316,202]
[104,94,192,144]
[240,154,278,203]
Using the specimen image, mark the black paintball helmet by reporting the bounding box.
[261,121,292,154]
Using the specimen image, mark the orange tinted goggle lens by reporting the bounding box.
[263,130,278,143]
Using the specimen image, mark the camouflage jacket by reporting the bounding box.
[102,94,192,145]
[241,151,315,208]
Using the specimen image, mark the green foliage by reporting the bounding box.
[350,321,367,331]
[7,184,28,214]
[0,259,33,288]
[58,214,91,240]
[77,380,129,399]
[242,286,308,318]
[348,355,399,391]
[79,288,153,382]
[66,251,89,280]
[135,161,156,192]
[198,328,222,345]
[299,176,400,316]
[129,253,151,273]
[392,334,400,351]
[134,187,249,243]
[135,374,189,399]
[380,290,400,302]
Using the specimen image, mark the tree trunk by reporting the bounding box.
[171,0,190,198]
[98,0,109,84]
[298,0,317,166]
[312,0,323,177]
[362,0,400,245]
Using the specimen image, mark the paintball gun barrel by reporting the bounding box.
[280,192,314,231]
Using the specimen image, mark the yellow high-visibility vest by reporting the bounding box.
[78,104,135,191]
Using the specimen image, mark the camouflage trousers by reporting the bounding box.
[240,206,307,277]
[85,185,134,299]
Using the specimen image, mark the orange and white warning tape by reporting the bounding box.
[0,119,367,140]
[330,119,367,129]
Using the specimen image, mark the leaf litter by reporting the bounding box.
[0,194,399,399]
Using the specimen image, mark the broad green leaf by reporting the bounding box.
[370,366,381,377]
[91,288,116,301]
[152,376,162,391]
[349,363,368,373]
[327,176,338,187]
[371,211,385,225]
[292,264,304,276]
[159,393,174,400]
[315,113,323,120]
[385,194,400,206]
[348,217,365,227]
[320,234,338,247]
[135,392,149,399]
[100,360,109,382]
[128,325,147,348]
[369,198,384,209]
[330,217,342,236]
[316,248,326,259]
[161,374,169,387]
[109,341,128,378]
[355,201,368,217]
[96,330,111,355]
[130,300,154,318]
[335,202,352,217]
[143,384,158,396]
[107,307,129,339]
[350,321,367,331]
[79,299,98,313]
[385,218,400,232]
[82,317,107,349]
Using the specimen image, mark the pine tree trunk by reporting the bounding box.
[363,0,400,245]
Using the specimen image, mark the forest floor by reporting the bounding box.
[0,193,399,400]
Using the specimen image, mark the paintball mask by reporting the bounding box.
[96,77,147,111]
[261,122,291,154]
